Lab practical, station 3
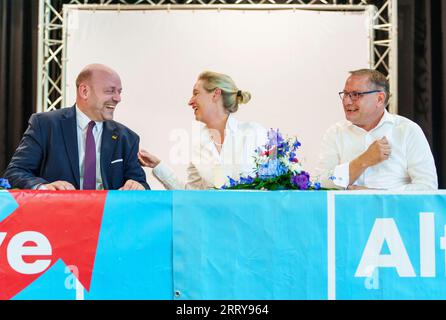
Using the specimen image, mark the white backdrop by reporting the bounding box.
[63,7,373,189]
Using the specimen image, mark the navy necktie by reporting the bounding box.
[83,121,96,190]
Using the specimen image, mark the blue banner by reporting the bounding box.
[2,191,446,299]
[86,191,173,299]
[3,191,173,300]
[172,191,327,299]
[335,194,446,299]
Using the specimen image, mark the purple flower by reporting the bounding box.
[267,129,284,147]
[290,171,310,190]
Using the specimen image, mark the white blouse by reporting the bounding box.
[152,115,268,189]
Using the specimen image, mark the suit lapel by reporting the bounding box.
[101,121,118,189]
[60,106,80,188]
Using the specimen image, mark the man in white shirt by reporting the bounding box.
[315,69,438,190]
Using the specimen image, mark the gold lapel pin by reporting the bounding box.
[112,135,118,140]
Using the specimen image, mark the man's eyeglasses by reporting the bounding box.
[338,90,382,101]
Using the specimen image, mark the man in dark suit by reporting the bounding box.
[4,63,150,190]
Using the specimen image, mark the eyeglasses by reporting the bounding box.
[338,90,382,101]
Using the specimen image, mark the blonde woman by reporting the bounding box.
[138,71,268,189]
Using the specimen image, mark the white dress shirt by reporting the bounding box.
[315,110,438,190]
[76,106,104,190]
[153,115,268,189]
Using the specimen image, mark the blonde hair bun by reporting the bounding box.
[238,90,251,105]
[199,71,251,113]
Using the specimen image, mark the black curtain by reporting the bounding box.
[398,0,446,188]
[0,0,38,174]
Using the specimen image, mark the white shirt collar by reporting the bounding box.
[75,105,103,131]
[348,109,395,132]
[203,113,238,137]
[378,109,396,126]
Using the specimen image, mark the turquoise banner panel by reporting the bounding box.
[172,191,327,300]
[86,191,173,299]
[13,260,77,300]
[335,194,446,299]
[0,191,18,222]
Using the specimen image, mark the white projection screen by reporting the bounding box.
[63,6,374,190]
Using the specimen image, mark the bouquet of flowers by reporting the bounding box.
[0,178,11,190]
[223,129,321,190]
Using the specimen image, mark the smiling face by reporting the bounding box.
[188,80,218,124]
[342,74,386,131]
[77,68,122,121]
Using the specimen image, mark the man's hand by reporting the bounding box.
[119,179,145,190]
[39,181,76,190]
[360,136,391,167]
[138,149,161,168]
[349,136,391,185]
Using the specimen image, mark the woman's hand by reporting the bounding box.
[138,149,161,168]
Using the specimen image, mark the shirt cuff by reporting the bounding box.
[332,163,350,189]
[152,161,170,180]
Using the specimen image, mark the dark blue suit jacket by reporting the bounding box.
[4,106,150,190]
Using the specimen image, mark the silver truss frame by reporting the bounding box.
[37,0,398,113]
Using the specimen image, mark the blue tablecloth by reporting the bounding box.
[1,190,445,300]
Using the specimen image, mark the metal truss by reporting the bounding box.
[37,0,398,113]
